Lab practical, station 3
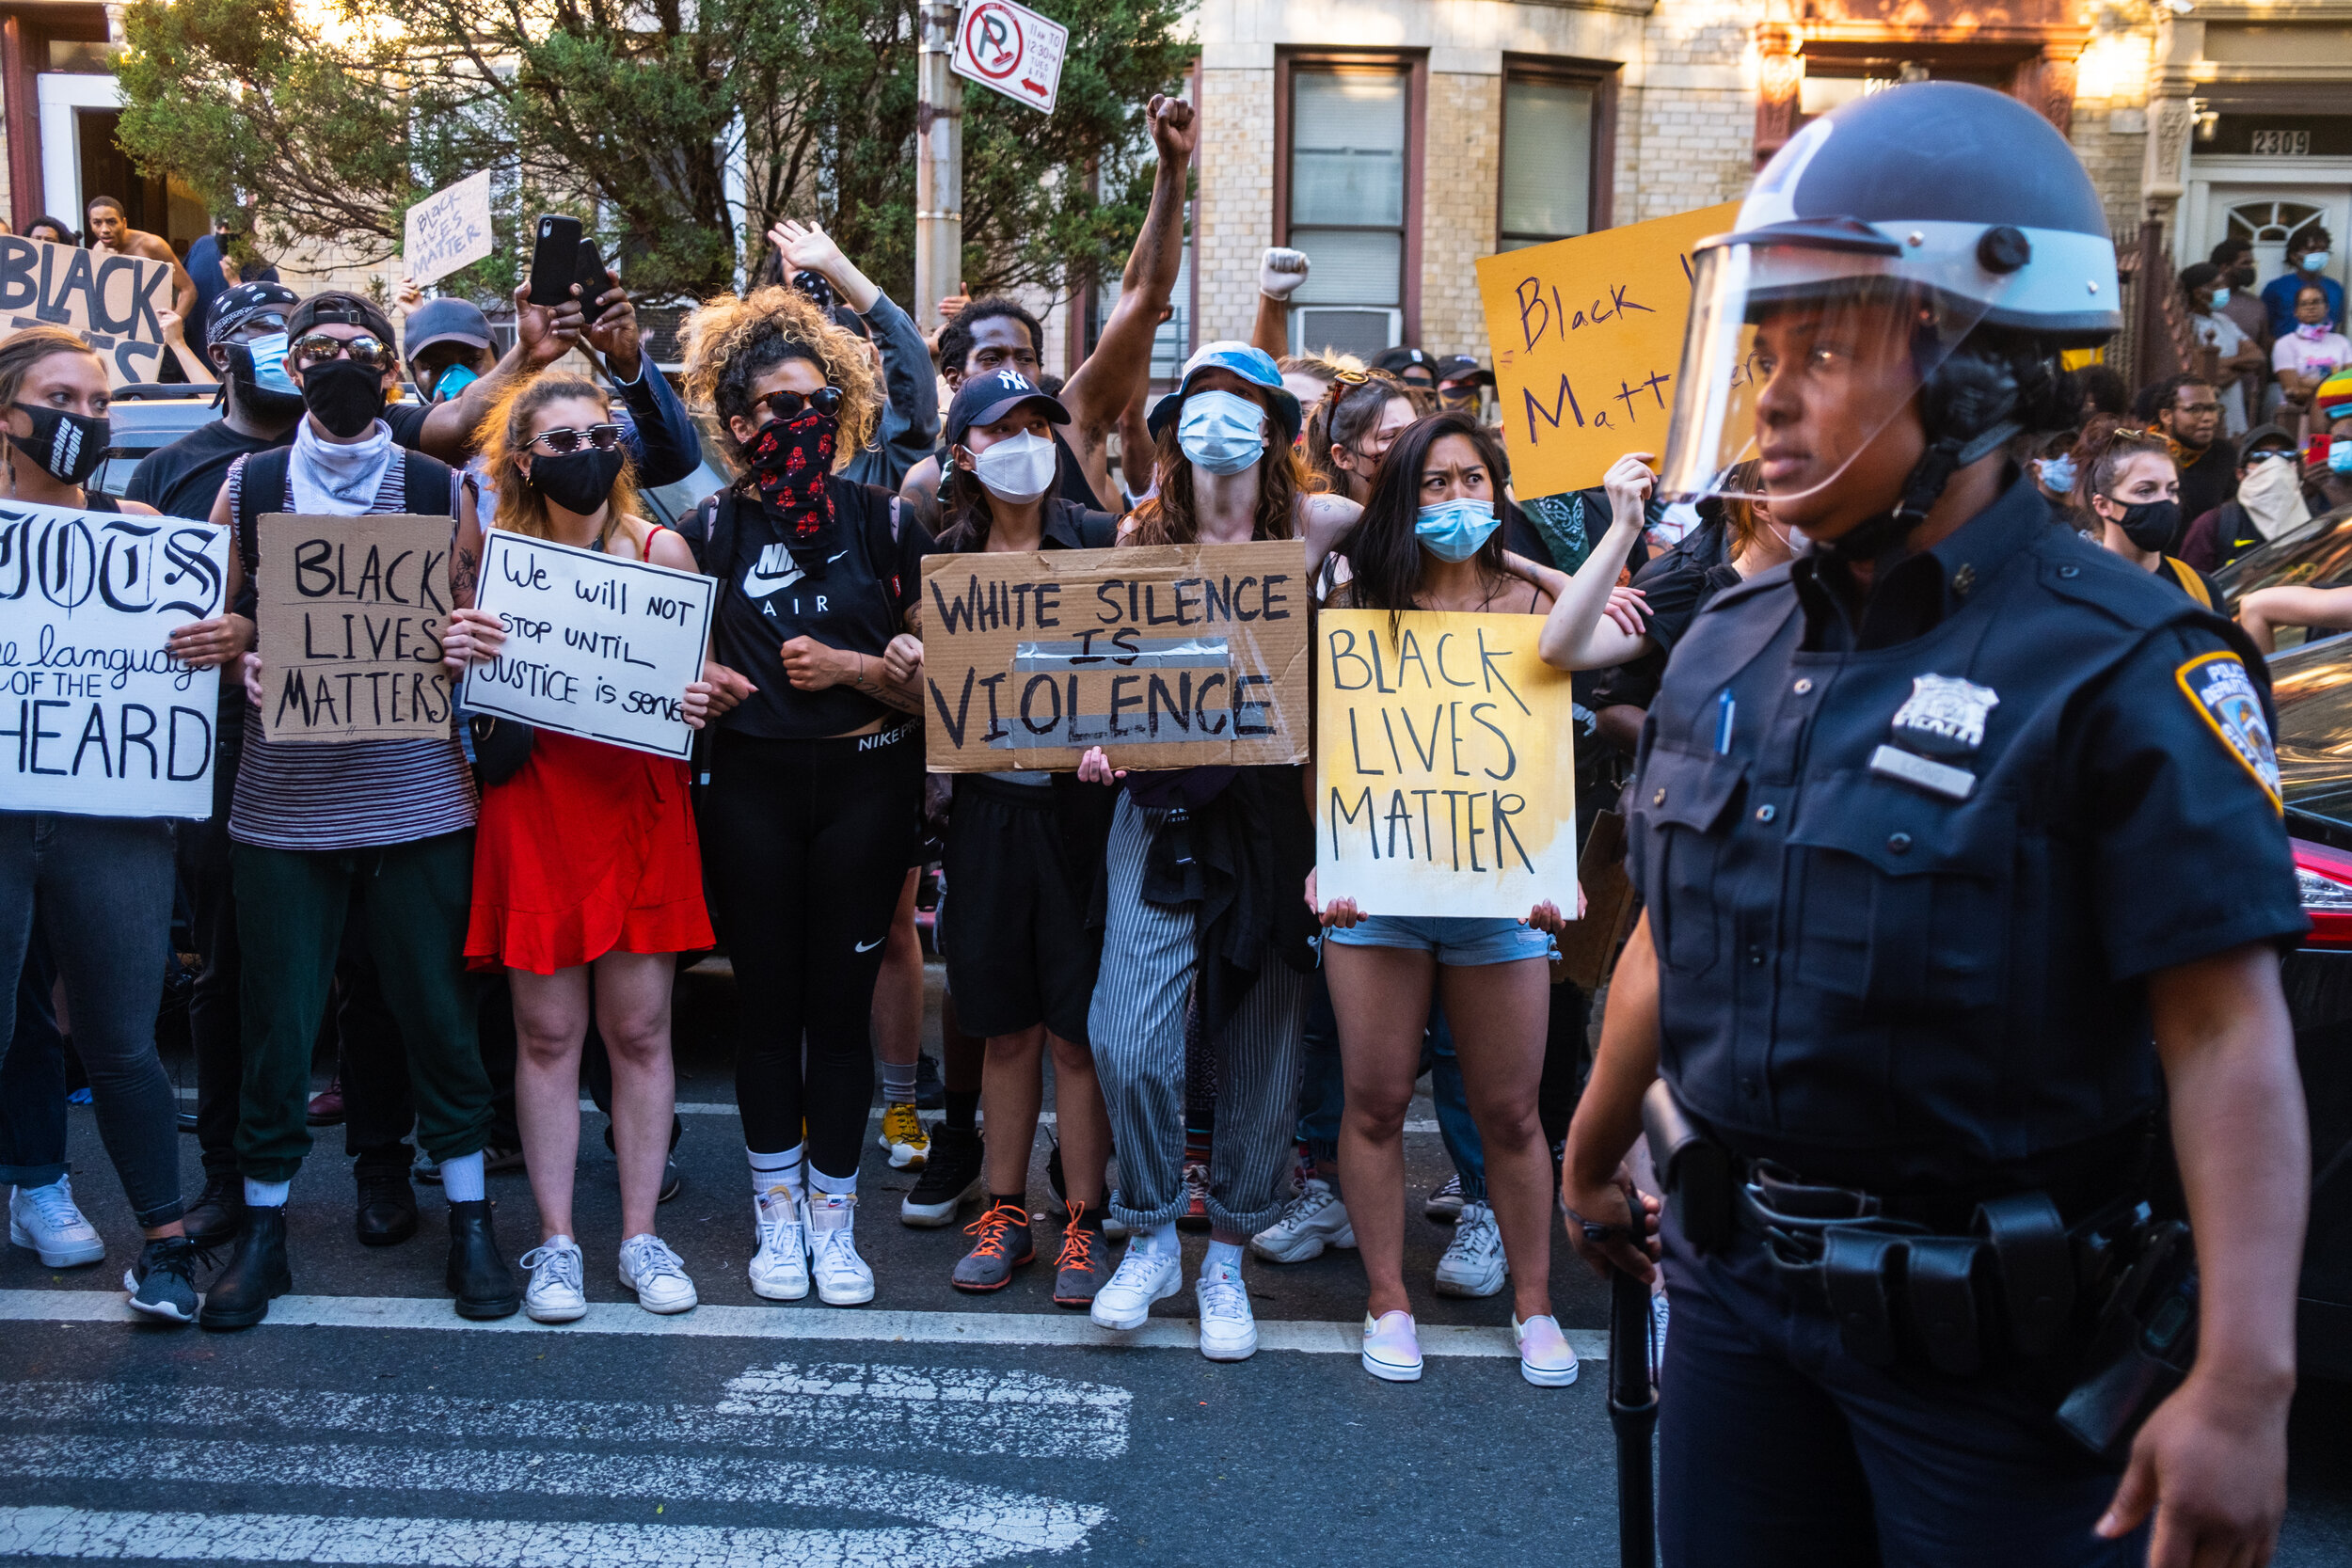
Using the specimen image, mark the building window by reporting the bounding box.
[1500,72,1601,250]
[1285,60,1413,360]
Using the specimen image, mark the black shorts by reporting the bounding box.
[942,777,1101,1046]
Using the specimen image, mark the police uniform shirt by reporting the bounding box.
[1627,475,2307,1195]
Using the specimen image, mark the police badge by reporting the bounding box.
[1870,673,2002,801]
[2176,651,2282,809]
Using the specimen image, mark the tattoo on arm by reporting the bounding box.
[452,546,480,609]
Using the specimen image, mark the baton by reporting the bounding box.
[1607,1265,1660,1567]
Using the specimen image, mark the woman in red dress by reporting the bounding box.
[442,374,732,1323]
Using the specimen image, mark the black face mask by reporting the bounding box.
[2229,264,2257,290]
[223,343,308,420]
[299,357,388,439]
[11,402,108,487]
[2113,498,2182,553]
[529,447,626,515]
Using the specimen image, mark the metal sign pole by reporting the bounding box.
[916,1,964,334]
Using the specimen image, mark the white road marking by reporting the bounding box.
[0,1288,1607,1360]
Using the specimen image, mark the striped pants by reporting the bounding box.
[1089,797,1307,1237]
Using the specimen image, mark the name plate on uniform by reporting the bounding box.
[917,540,1310,773]
[1313,609,1580,919]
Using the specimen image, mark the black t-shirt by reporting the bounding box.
[125,419,285,523]
[2175,437,2238,545]
[1590,521,1735,711]
[383,401,431,450]
[708,479,933,739]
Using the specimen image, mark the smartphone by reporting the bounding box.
[575,238,614,308]
[525,214,584,309]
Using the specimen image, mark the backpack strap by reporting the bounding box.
[234,447,294,583]
[400,449,458,517]
[2164,556,2215,610]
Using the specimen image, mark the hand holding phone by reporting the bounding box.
[526,214,584,309]
[576,239,615,309]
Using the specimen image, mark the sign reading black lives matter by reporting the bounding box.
[919,540,1310,773]
[0,501,227,816]
[0,237,179,388]
[462,530,716,760]
[256,514,456,744]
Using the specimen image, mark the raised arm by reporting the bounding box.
[1252,248,1309,359]
[1058,95,1198,446]
[415,282,586,463]
[1538,453,1658,670]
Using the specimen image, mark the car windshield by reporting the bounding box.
[2272,634,2352,831]
[2214,501,2352,606]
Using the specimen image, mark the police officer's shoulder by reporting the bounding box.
[2026,525,2207,632]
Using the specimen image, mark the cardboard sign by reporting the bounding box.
[1475,203,1740,499]
[1313,609,1579,919]
[403,171,496,289]
[920,540,1309,773]
[0,500,226,817]
[0,236,179,388]
[952,0,1069,115]
[461,530,715,760]
[255,513,455,744]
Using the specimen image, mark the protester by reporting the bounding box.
[1303,368,1417,501]
[2312,369,2352,511]
[1371,346,1437,389]
[184,210,280,343]
[2028,431,2091,535]
[2210,238,2273,416]
[1250,246,1311,366]
[2146,373,2235,537]
[2079,419,2225,607]
[2183,262,2262,436]
[195,291,515,1330]
[2263,227,2342,340]
[1075,341,1358,1360]
[2274,284,2351,414]
[85,196,199,343]
[23,215,74,246]
[2074,362,2129,420]
[676,283,926,1307]
[1432,356,1492,416]
[439,374,722,1322]
[1274,350,1353,422]
[927,371,1120,1304]
[401,297,499,408]
[2178,424,2310,573]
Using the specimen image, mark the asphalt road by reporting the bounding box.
[5,960,2351,1567]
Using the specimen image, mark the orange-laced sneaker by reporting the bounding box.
[950,1200,1035,1292]
[1053,1200,1110,1308]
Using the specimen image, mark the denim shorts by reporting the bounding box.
[1324,913,1553,966]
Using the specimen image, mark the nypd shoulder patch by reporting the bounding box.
[2175,651,2281,810]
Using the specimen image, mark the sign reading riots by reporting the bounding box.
[1314,610,1579,920]
[0,500,227,817]
[919,540,1309,772]
[461,530,715,760]
[255,514,456,744]
[0,236,180,388]
[1474,202,1739,499]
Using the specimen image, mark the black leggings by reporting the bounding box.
[702,724,920,1178]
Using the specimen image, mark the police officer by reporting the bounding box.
[1561,83,2311,1567]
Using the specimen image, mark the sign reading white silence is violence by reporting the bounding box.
[0,500,227,817]
[461,530,715,760]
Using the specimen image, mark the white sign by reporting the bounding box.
[461,530,715,760]
[0,501,227,817]
[951,0,1068,115]
[403,170,495,289]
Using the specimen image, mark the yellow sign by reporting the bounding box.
[1475,202,1739,499]
[1313,609,1579,920]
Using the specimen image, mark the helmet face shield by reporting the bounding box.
[1659,241,1995,506]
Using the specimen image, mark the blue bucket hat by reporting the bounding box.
[1147,341,1302,442]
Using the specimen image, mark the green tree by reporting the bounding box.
[113,0,1194,306]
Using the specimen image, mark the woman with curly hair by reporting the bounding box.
[676,285,930,1307]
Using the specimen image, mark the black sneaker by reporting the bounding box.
[124,1236,204,1324]
[914,1053,946,1111]
[901,1124,984,1227]
[1046,1141,1067,1208]
[181,1172,244,1249]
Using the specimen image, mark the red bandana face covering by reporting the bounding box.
[747,409,839,561]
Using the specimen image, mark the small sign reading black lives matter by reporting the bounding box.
[255,514,456,744]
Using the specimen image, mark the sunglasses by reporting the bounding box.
[758,387,845,421]
[2247,448,2298,463]
[528,423,626,455]
[290,333,398,373]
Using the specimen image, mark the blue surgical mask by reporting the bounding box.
[248,331,298,397]
[1415,498,1500,562]
[2330,442,2352,476]
[2211,288,2232,309]
[2038,454,2077,493]
[2303,250,2332,272]
[1176,389,1267,475]
[434,362,480,403]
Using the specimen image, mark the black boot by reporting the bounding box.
[181,1172,245,1249]
[446,1199,519,1320]
[356,1165,419,1247]
[198,1206,290,1331]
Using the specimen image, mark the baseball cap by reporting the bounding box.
[287,290,398,348]
[946,368,1070,446]
[208,280,300,346]
[1372,345,1435,378]
[1433,355,1494,388]
[2242,422,2298,456]
[403,297,495,364]
[2317,367,2352,426]
[1146,341,1303,441]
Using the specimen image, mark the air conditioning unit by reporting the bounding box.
[1292,308,1402,363]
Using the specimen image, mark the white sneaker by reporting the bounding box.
[806,1193,874,1306]
[519,1237,587,1323]
[1195,1262,1257,1361]
[1514,1312,1580,1387]
[747,1187,809,1301]
[1434,1199,1508,1298]
[1360,1309,1423,1382]
[1089,1242,1182,1330]
[1248,1177,1356,1264]
[9,1176,103,1268]
[617,1233,698,1314]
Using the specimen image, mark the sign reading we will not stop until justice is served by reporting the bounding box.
[1474,202,1739,499]
[1314,610,1579,920]
[461,531,715,761]
[255,514,456,744]
[920,540,1309,773]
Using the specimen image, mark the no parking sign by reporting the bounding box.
[951,0,1068,115]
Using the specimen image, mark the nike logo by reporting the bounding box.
[854,938,884,953]
[742,543,803,596]
[829,549,848,563]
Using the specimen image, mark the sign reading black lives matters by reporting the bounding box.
[918,540,1310,772]
[256,514,455,744]
[461,530,716,760]
[0,237,180,388]
[0,501,227,817]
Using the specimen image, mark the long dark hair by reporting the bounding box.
[1125,383,1303,546]
[933,452,999,553]
[1343,410,1515,637]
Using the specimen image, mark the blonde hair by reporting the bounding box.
[679,284,882,471]
[478,374,644,550]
